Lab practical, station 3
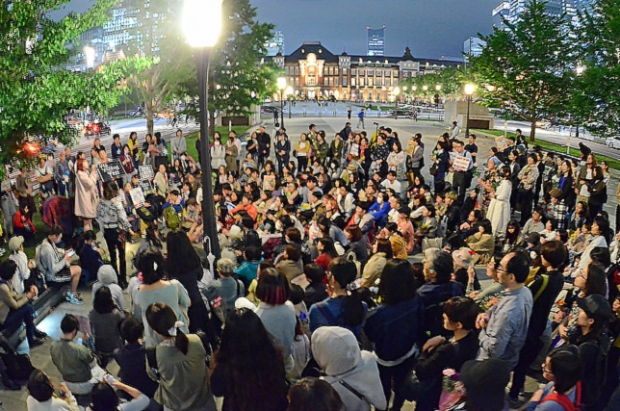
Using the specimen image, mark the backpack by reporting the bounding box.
[539,381,581,411]
[163,206,180,230]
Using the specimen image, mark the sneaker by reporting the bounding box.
[66,293,84,305]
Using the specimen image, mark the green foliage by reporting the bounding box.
[0,0,148,167]
[570,0,620,136]
[469,0,575,141]
[400,67,471,101]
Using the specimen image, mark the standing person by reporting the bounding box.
[96,182,133,288]
[257,125,271,170]
[171,129,187,160]
[36,225,83,304]
[364,260,425,411]
[166,231,211,334]
[88,286,125,366]
[145,303,217,411]
[476,250,533,370]
[246,131,259,163]
[75,158,98,232]
[295,133,311,173]
[517,154,540,226]
[509,240,568,406]
[451,140,474,205]
[119,144,135,182]
[409,135,424,181]
[16,166,35,219]
[111,134,122,159]
[449,121,460,140]
[210,133,226,170]
[1,185,18,236]
[132,249,190,348]
[275,131,290,176]
[347,106,352,120]
[127,131,140,170]
[486,166,512,238]
[55,150,71,198]
[210,308,289,411]
[357,108,365,129]
[225,136,239,176]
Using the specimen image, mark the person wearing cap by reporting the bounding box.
[476,250,533,370]
[575,293,612,410]
[7,235,33,296]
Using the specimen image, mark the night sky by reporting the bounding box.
[53,0,498,59]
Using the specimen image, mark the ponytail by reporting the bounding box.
[146,302,189,355]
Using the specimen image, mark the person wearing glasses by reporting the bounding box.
[476,250,533,371]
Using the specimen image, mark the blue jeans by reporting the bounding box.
[3,303,36,343]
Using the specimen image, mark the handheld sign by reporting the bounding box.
[97,160,125,182]
[130,186,146,208]
[139,165,154,180]
[263,175,276,191]
[495,136,508,150]
[453,156,471,172]
[138,179,153,196]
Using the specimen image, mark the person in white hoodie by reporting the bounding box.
[8,236,32,295]
[311,326,387,411]
[91,265,126,312]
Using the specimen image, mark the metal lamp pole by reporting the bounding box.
[464,84,475,140]
[197,49,220,259]
[280,90,284,128]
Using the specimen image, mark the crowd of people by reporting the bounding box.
[0,119,619,411]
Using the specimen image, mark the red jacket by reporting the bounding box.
[13,210,36,233]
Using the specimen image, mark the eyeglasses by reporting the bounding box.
[496,266,507,274]
[578,271,587,280]
[541,363,553,374]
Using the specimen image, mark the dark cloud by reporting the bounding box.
[57,0,497,59]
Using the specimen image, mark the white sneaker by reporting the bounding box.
[66,293,84,305]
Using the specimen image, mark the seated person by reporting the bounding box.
[92,265,126,313]
[50,314,102,395]
[89,379,150,411]
[88,287,125,367]
[161,189,185,213]
[35,225,83,304]
[27,369,80,410]
[234,246,262,289]
[303,263,328,309]
[0,260,46,348]
[113,316,159,399]
[465,220,495,264]
[523,207,546,235]
[7,235,34,296]
[13,206,36,240]
[203,258,245,325]
[77,230,103,284]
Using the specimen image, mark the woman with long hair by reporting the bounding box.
[210,132,226,170]
[502,220,526,253]
[75,158,98,232]
[287,378,345,411]
[88,286,125,366]
[557,160,575,208]
[145,302,216,411]
[587,166,607,221]
[132,249,190,348]
[315,237,339,272]
[486,165,512,238]
[295,133,311,173]
[361,238,394,289]
[576,153,597,205]
[210,308,289,411]
[166,231,211,334]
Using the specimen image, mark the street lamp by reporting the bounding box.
[183,0,223,259]
[84,46,95,69]
[277,76,286,128]
[393,86,400,119]
[464,83,476,140]
[286,86,293,119]
[412,85,417,105]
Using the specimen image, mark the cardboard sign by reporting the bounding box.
[495,136,508,150]
[139,165,153,180]
[138,179,153,196]
[97,160,125,182]
[407,141,416,156]
[263,175,276,191]
[453,156,471,172]
[130,186,146,208]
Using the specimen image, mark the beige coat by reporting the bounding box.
[361,252,387,288]
[75,170,98,219]
[0,283,29,324]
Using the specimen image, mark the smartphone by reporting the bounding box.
[77,338,82,345]
[104,374,116,385]
[65,249,75,257]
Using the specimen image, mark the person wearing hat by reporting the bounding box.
[477,250,533,371]
[575,293,612,410]
[7,236,34,296]
[457,358,511,411]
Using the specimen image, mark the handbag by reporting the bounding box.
[0,351,35,384]
[429,164,438,176]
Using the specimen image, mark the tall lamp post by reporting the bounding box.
[393,87,400,119]
[435,84,442,120]
[464,83,476,140]
[183,0,223,259]
[286,86,293,119]
[277,77,286,128]
[412,85,417,105]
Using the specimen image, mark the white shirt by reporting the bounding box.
[8,251,30,295]
[381,179,402,194]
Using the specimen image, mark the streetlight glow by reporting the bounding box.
[576,64,586,76]
[486,85,496,92]
[435,85,442,91]
[285,86,293,96]
[182,0,223,47]
[394,87,400,96]
[412,86,417,91]
[277,77,287,90]
[422,85,428,91]
[464,83,476,95]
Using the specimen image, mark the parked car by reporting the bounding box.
[606,136,620,149]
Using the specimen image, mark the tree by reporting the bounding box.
[570,0,620,137]
[470,0,575,142]
[177,0,278,137]
[123,0,195,135]
[0,0,149,166]
[400,67,470,102]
